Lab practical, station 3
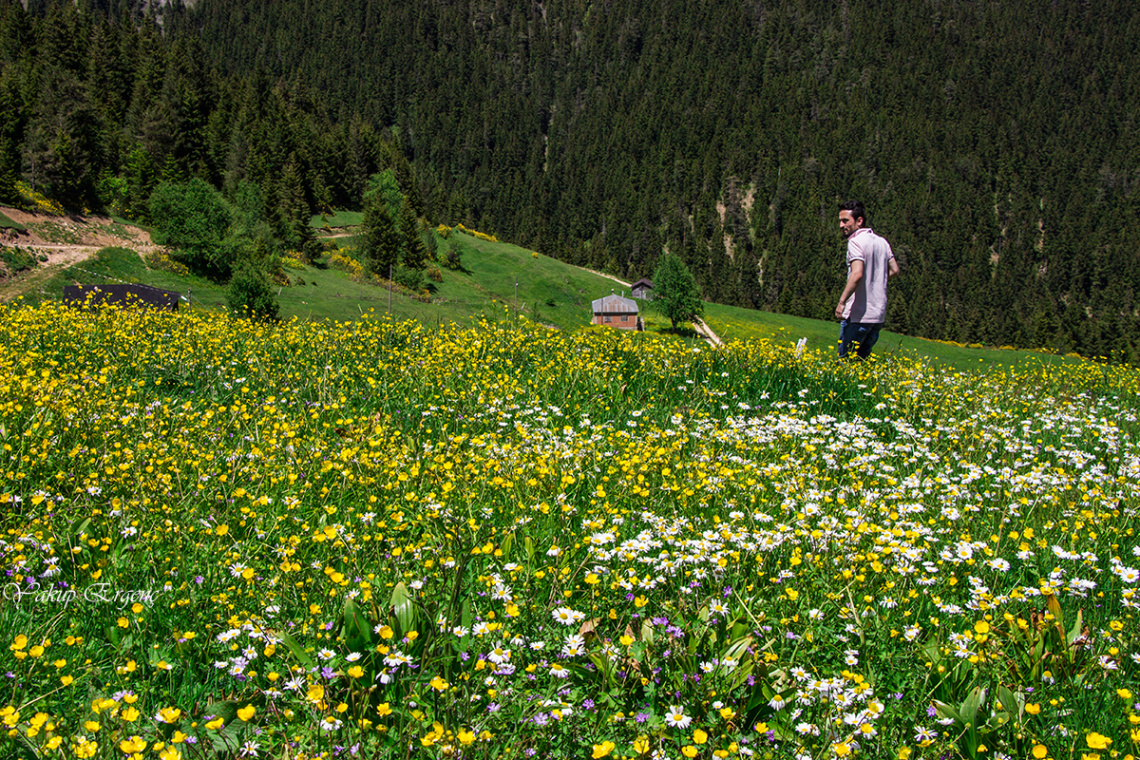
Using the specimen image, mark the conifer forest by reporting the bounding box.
[2,0,1139,358]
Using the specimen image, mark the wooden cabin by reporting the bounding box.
[591,293,641,330]
[630,278,654,300]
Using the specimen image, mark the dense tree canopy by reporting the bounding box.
[148,178,234,278]
[2,0,1140,359]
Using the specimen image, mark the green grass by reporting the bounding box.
[1,304,1137,760]
[12,222,1104,375]
[0,209,25,229]
[427,234,621,330]
[0,246,37,275]
[702,300,1081,371]
[18,247,225,309]
[310,210,365,228]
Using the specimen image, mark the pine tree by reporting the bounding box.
[23,66,102,209]
[398,198,428,270]
[360,192,401,278]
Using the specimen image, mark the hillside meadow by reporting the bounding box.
[8,215,1091,374]
[2,301,1140,760]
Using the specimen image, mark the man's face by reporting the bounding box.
[839,210,863,238]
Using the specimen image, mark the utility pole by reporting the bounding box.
[388,264,393,315]
[514,281,519,320]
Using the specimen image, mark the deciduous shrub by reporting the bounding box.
[226,261,279,321]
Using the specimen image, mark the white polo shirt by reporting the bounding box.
[842,227,894,323]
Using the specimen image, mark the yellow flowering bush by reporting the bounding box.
[14,181,65,216]
[329,250,364,276]
[451,222,498,242]
[143,249,192,276]
[281,250,308,270]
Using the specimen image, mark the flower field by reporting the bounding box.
[2,302,1140,760]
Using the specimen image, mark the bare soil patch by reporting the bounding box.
[0,207,159,298]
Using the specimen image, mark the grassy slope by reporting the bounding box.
[11,218,1083,373]
[703,301,1075,371]
[0,209,25,229]
[311,210,365,228]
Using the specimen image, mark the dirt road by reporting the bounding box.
[0,207,157,301]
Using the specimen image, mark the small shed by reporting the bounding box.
[630,278,654,300]
[64,284,181,311]
[591,293,641,330]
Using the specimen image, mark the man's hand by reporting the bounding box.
[836,259,863,320]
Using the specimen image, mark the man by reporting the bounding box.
[834,200,899,359]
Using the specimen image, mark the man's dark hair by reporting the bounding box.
[838,200,866,225]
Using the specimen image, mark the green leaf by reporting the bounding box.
[729,659,757,691]
[747,684,771,713]
[148,648,173,667]
[996,685,1020,718]
[461,596,474,630]
[933,699,963,725]
[392,581,416,635]
[719,634,753,665]
[1066,607,1084,646]
[9,731,38,760]
[204,701,244,755]
[276,630,316,671]
[342,597,374,653]
[500,532,514,558]
[641,618,655,646]
[72,517,92,539]
[207,700,239,723]
[959,686,986,727]
[588,652,616,688]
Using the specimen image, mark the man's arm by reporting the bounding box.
[888,256,899,279]
[835,259,864,319]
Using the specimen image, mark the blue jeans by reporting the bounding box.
[838,320,882,359]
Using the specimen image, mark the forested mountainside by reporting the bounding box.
[2,0,1140,358]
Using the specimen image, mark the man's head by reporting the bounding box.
[838,200,866,238]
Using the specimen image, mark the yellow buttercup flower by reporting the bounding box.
[119,736,147,754]
[1087,733,1112,750]
[592,741,615,758]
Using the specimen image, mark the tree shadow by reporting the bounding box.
[654,325,700,340]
